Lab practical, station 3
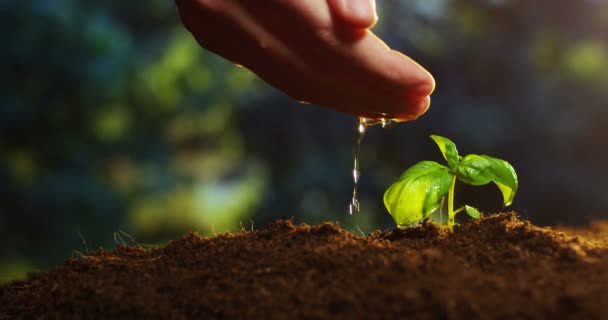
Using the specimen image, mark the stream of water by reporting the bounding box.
[348,117,397,214]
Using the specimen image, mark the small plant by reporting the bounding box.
[384,135,518,228]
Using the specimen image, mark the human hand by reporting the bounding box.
[176,0,435,121]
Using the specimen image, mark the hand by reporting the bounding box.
[176,0,435,121]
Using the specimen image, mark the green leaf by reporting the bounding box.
[454,154,493,185]
[383,161,453,227]
[464,205,481,219]
[455,154,518,206]
[430,135,460,170]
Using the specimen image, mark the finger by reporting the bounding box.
[334,31,436,97]
[311,83,431,121]
[289,30,435,118]
[268,63,431,121]
[327,0,378,29]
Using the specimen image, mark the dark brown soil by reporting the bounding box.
[2,213,608,319]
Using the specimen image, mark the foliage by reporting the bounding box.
[0,0,266,273]
[384,136,518,228]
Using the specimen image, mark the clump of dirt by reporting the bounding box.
[2,213,607,319]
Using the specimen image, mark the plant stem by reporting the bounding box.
[447,175,457,228]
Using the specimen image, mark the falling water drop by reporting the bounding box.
[349,116,399,214]
[348,119,366,214]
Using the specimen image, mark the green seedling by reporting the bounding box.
[384,135,518,228]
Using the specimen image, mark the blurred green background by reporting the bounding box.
[2,0,608,283]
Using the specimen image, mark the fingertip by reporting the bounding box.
[416,95,431,117]
[402,56,436,97]
[421,70,436,96]
[389,96,431,122]
[328,0,378,29]
[413,75,436,97]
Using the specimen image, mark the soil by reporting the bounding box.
[1,212,607,319]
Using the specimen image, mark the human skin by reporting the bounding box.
[176,0,435,121]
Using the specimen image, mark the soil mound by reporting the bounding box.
[2,213,607,319]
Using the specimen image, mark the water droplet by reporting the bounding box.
[360,117,398,129]
[349,116,400,214]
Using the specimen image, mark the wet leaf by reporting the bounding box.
[456,154,518,206]
[383,161,452,227]
[430,135,460,170]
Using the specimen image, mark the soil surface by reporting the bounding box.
[2,213,608,319]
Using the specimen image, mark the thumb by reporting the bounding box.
[327,0,378,29]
